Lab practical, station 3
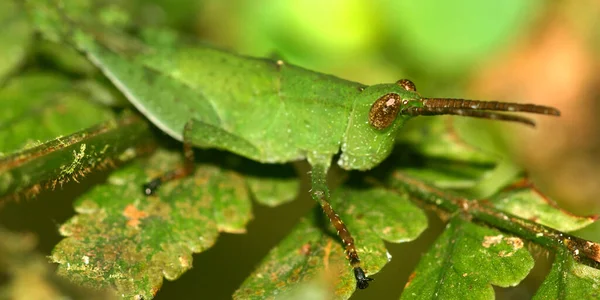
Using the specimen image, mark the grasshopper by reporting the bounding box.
[62,21,560,289]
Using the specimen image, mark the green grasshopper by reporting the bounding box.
[62,21,560,289]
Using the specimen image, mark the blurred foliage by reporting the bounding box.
[1,0,600,299]
[0,0,33,83]
[195,0,546,87]
[0,227,116,300]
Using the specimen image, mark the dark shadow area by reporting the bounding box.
[0,168,114,254]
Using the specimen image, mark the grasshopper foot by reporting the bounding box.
[143,178,162,196]
[354,267,373,289]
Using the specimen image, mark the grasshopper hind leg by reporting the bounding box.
[141,142,194,195]
[142,121,196,195]
[323,198,373,289]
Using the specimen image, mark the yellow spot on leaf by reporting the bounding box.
[505,237,524,250]
[382,226,392,235]
[323,240,333,271]
[123,204,148,228]
[482,234,504,248]
[405,271,417,288]
[499,237,524,257]
[178,256,190,268]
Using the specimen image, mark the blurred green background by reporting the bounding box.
[2,0,600,299]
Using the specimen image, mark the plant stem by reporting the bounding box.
[389,171,600,269]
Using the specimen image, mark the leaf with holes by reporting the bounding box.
[51,149,254,299]
[401,217,534,299]
[235,186,427,299]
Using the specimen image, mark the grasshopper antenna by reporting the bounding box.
[404,107,538,126]
[403,98,560,126]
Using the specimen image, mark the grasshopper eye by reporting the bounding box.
[396,79,416,92]
[369,93,403,130]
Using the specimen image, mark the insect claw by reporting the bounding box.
[354,267,373,289]
[143,178,162,196]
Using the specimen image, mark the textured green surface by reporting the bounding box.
[534,248,600,300]
[235,186,427,299]
[52,150,253,299]
[401,217,534,299]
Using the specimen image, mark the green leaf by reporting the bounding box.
[393,117,498,191]
[333,187,427,244]
[51,149,254,299]
[245,173,299,207]
[24,0,68,44]
[0,73,115,155]
[25,0,127,41]
[35,40,99,76]
[235,214,352,300]
[401,217,534,299]
[393,117,524,200]
[225,156,299,207]
[0,0,33,83]
[490,179,598,232]
[267,281,332,300]
[235,186,427,299]
[534,248,600,300]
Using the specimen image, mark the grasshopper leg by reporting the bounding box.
[309,162,373,289]
[143,119,261,195]
[143,121,195,195]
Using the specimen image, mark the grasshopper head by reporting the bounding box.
[338,79,560,171]
[338,79,421,170]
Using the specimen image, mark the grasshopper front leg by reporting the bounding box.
[309,156,373,289]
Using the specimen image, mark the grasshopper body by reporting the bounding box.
[71,26,560,289]
[108,45,418,171]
